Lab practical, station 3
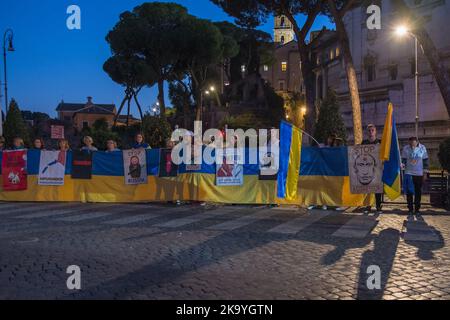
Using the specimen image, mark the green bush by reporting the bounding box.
[141,115,172,148]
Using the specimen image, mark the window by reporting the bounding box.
[279,81,285,91]
[330,49,335,60]
[241,65,246,73]
[367,64,376,82]
[281,62,287,72]
[82,121,89,129]
[280,35,285,44]
[280,17,285,27]
[336,47,340,57]
[389,65,398,80]
[263,65,269,72]
[64,116,71,122]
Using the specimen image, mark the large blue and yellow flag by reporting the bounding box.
[277,120,303,200]
[380,103,402,200]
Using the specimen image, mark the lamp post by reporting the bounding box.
[3,29,15,114]
[395,25,419,139]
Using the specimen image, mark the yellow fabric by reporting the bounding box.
[380,103,393,161]
[0,174,372,206]
[384,174,401,201]
[286,128,303,201]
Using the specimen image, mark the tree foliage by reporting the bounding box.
[141,114,172,148]
[3,99,30,147]
[81,118,120,150]
[314,89,347,145]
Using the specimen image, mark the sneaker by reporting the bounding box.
[322,205,328,210]
[363,207,370,214]
[336,207,346,211]
[407,212,414,220]
[307,205,316,210]
[376,208,382,214]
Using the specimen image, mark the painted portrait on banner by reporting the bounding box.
[348,144,383,194]
[216,149,244,186]
[38,150,66,186]
[259,150,278,181]
[123,148,148,185]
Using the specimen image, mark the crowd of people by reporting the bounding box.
[0,133,151,153]
[0,125,430,217]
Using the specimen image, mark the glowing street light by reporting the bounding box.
[301,107,307,115]
[394,25,409,37]
[210,86,215,92]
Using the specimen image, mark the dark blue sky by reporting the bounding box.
[0,0,334,117]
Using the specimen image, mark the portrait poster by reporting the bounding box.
[348,144,383,194]
[123,148,147,185]
[159,148,178,177]
[1,150,27,191]
[259,149,278,181]
[38,150,66,186]
[216,149,244,186]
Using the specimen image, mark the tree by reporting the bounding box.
[81,118,120,150]
[169,81,194,129]
[211,0,327,140]
[106,2,191,117]
[438,137,450,172]
[3,99,30,146]
[141,114,172,148]
[103,54,155,125]
[392,0,450,118]
[314,89,347,145]
[176,17,228,121]
[324,0,363,144]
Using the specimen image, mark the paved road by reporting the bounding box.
[0,201,449,300]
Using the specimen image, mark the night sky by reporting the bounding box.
[0,0,334,117]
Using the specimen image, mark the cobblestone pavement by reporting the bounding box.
[0,200,449,300]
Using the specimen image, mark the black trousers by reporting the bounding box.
[407,175,423,212]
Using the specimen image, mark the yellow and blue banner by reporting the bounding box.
[380,103,402,200]
[0,147,371,206]
[277,121,303,200]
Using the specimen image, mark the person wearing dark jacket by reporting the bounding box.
[362,124,383,213]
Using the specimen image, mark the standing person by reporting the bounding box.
[81,136,98,152]
[362,124,383,214]
[132,133,150,149]
[105,140,120,153]
[32,138,45,150]
[58,139,70,151]
[402,137,429,216]
[0,136,5,151]
[11,137,25,150]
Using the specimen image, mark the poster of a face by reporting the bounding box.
[259,149,279,180]
[123,148,147,185]
[348,144,383,194]
[216,149,244,186]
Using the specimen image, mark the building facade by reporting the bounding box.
[262,2,450,166]
[56,97,117,131]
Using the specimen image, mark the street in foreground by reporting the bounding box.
[0,200,449,300]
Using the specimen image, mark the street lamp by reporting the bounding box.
[3,29,15,113]
[394,24,420,139]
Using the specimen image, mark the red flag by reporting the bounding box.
[2,150,28,191]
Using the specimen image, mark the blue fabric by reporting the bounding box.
[277,121,293,198]
[382,116,401,186]
[1,147,352,178]
[403,174,415,194]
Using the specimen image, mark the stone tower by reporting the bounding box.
[274,15,295,44]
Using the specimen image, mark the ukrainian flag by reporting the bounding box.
[380,103,402,200]
[277,120,303,200]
